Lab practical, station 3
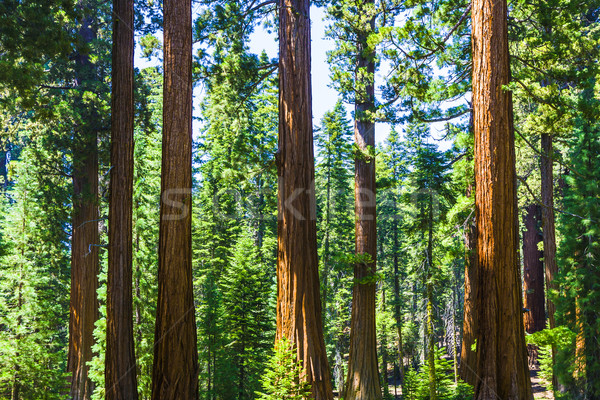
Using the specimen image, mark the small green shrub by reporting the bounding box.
[256,337,312,400]
[526,325,577,392]
[402,347,473,400]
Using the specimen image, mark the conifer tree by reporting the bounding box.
[376,129,409,393]
[276,0,334,398]
[471,0,532,394]
[556,118,600,396]
[220,232,275,399]
[314,101,354,394]
[106,0,138,397]
[151,0,199,396]
[0,145,71,399]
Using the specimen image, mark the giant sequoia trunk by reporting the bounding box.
[541,134,557,328]
[106,0,138,397]
[68,10,99,400]
[151,0,199,397]
[540,133,559,390]
[522,204,545,334]
[276,1,333,399]
[472,0,532,396]
[344,5,381,396]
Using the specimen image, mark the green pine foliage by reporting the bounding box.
[526,326,577,392]
[555,118,600,397]
[87,66,163,400]
[256,337,311,400]
[314,101,355,392]
[402,347,472,400]
[0,146,70,399]
[130,67,163,399]
[194,35,278,399]
[0,0,599,398]
[220,233,275,400]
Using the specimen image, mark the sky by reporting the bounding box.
[247,6,394,144]
[134,5,457,149]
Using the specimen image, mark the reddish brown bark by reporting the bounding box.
[522,204,545,334]
[540,133,559,390]
[68,10,99,400]
[276,1,333,399]
[541,134,557,329]
[151,0,199,398]
[69,140,99,400]
[460,209,477,385]
[106,0,138,397]
[472,0,533,396]
[345,3,381,396]
[574,301,585,379]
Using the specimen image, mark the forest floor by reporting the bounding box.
[332,365,554,399]
[531,365,554,400]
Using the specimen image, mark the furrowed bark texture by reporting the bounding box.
[345,6,382,396]
[68,10,99,400]
[106,0,138,397]
[522,204,545,334]
[460,204,477,385]
[540,133,558,390]
[276,1,333,399]
[472,0,533,396]
[540,134,557,329]
[151,0,199,398]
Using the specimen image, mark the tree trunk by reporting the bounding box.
[68,11,99,398]
[540,132,559,390]
[276,1,333,399]
[345,2,381,398]
[106,0,138,397]
[69,138,99,400]
[392,196,405,392]
[522,204,545,334]
[322,148,332,320]
[459,187,477,385]
[380,287,389,397]
[426,197,437,400]
[472,0,533,395]
[151,0,199,397]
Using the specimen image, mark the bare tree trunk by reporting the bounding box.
[106,0,138,397]
[392,196,405,392]
[151,0,199,397]
[522,205,545,334]
[540,132,559,390]
[69,139,99,400]
[276,1,333,399]
[380,287,389,397]
[344,1,381,398]
[459,187,477,385]
[426,197,437,400]
[471,0,533,395]
[68,10,99,395]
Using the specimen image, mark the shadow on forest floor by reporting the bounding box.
[531,366,554,400]
[333,367,553,400]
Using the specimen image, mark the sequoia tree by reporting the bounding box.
[343,0,382,398]
[151,0,199,397]
[471,0,532,396]
[106,0,138,397]
[522,204,545,335]
[68,5,100,399]
[276,0,334,398]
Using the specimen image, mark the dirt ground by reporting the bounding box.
[531,366,554,400]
